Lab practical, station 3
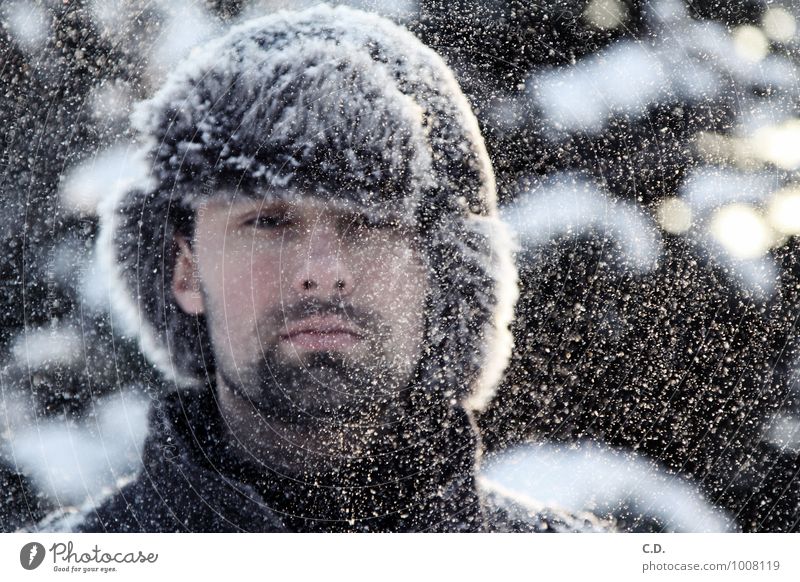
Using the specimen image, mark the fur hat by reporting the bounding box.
[99,4,517,409]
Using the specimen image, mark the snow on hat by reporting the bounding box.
[98,4,517,409]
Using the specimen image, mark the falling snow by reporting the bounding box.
[2,0,799,534]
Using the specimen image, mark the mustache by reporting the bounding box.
[264,298,384,335]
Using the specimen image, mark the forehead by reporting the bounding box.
[195,190,413,225]
[200,193,344,215]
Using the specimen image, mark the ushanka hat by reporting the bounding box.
[98,4,517,409]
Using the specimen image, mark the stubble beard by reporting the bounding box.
[209,297,415,440]
[219,348,406,428]
[215,333,413,477]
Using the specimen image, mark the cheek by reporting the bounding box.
[355,243,424,289]
[356,246,428,349]
[202,246,284,336]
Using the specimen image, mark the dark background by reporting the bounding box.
[1,0,798,531]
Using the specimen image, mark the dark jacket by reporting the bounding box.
[58,385,606,533]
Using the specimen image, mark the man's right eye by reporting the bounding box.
[244,212,295,229]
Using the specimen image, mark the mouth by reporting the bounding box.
[280,316,364,351]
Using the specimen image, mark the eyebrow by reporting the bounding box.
[229,199,292,216]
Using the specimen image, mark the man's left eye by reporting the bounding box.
[347,214,396,232]
[245,212,294,229]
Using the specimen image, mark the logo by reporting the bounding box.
[20,542,46,570]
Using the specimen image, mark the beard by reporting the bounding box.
[210,297,414,429]
[219,350,405,426]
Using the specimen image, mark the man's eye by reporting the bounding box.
[245,212,294,229]
[348,214,397,232]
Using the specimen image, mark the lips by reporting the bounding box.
[280,315,364,351]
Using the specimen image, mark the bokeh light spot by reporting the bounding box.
[709,203,774,259]
[656,198,693,234]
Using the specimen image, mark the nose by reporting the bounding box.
[291,225,354,298]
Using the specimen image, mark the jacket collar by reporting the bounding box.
[143,382,486,532]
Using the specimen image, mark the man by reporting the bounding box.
[64,5,602,532]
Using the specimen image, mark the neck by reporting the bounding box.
[215,373,485,531]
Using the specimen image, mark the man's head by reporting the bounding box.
[173,193,426,431]
[100,5,517,469]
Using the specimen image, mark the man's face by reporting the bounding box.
[173,192,428,448]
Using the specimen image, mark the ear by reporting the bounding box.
[172,235,205,315]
